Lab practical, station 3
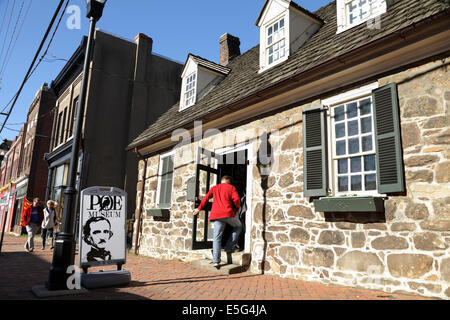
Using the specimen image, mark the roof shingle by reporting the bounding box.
[129,0,449,150]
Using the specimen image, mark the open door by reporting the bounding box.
[192,147,220,250]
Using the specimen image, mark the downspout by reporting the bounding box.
[134,147,147,255]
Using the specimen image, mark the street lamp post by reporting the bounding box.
[46,0,107,291]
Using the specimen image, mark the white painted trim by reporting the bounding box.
[322,82,378,107]
[256,0,290,28]
[215,142,254,253]
[324,83,386,197]
[259,11,289,73]
[156,150,176,208]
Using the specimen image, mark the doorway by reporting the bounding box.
[191,144,253,253]
[217,150,248,252]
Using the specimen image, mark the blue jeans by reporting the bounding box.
[212,216,242,264]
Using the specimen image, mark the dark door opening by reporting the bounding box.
[218,150,248,252]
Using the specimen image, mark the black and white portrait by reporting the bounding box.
[79,188,127,267]
[83,216,113,262]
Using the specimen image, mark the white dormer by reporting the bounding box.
[336,0,387,34]
[256,0,323,73]
[179,54,231,111]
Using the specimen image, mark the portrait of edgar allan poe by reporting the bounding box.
[83,216,113,262]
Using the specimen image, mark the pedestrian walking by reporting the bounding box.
[20,198,44,252]
[193,176,241,269]
[41,200,58,250]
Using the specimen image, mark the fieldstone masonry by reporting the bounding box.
[134,57,450,299]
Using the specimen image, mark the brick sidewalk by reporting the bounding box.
[0,234,430,300]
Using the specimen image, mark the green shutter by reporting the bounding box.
[372,83,405,194]
[303,105,328,197]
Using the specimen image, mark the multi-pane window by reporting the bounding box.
[157,153,174,208]
[346,0,380,26]
[61,107,67,144]
[331,96,377,195]
[184,73,197,108]
[54,112,62,149]
[68,96,78,138]
[267,17,286,66]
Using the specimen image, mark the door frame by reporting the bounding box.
[192,147,220,250]
[215,142,253,253]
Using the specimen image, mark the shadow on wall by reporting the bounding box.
[324,212,386,224]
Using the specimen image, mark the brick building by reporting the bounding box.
[128,0,450,299]
[0,84,56,234]
[0,127,25,234]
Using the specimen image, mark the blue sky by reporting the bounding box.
[0,0,331,141]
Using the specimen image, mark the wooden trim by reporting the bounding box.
[313,196,385,212]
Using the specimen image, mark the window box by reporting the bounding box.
[313,196,384,213]
[146,208,170,217]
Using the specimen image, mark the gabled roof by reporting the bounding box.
[255,0,324,26]
[128,0,449,151]
[187,53,231,76]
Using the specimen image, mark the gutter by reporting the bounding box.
[127,9,450,153]
[134,147,148,255]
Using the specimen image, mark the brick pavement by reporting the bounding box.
[0,234,431,300]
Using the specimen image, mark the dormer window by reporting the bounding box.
[337,0,387,34]
[267,18,286,66]
[256,0,323,73]
[179,54,231,111]
[184,72,197,108]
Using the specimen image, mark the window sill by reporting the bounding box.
[313,196,384,213]
[146,208,170,217]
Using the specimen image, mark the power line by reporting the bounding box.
[0,0,67,135]
[0,0,32,80]
[0,0,15,66]
[0,0,25,77]
[0,1,11,46]
[26,0,70,85]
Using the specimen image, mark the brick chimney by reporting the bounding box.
[220,33,241,66]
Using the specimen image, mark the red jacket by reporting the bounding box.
[197,183,241,220]
[20,205,44,227]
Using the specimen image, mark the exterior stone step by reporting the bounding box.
[201,250,251,266]
[190,259,249,275]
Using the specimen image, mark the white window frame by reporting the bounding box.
[181,72,197,110]
[156,150,175,208]
[259,13,289,73]
[336,0,387,34]
[323,83,384,197]
[266,16,287,67]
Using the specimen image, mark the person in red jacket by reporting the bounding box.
[20,198,44,252]
[193,176,242,269]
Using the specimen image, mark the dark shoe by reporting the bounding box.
[29,248,34,253]
[41,247,45,250]
[213,263,220,269]
[50,246,54,250]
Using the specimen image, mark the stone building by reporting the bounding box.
[44,30,183,235]
[128,0,450,298]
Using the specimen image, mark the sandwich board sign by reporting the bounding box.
[78,187,127,269]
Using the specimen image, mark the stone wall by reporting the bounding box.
[134,57,450,299]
